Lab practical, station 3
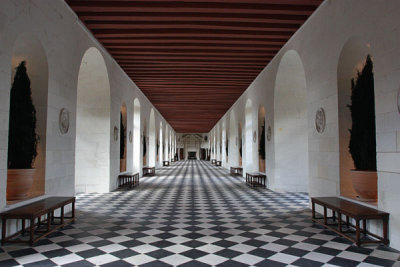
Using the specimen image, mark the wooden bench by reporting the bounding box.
[216,160,221,166]
[246,172,266,188]
[1,197,75,246]
[143,166,155,176]
[163,161,170,166]
[311,197,389,246]
[230,166,243,176]
[118,172,139,188]
[211,159,216,165]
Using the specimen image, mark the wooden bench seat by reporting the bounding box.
[246,172,266,188]
[1,197,75,245]
[118,172,139,188]
[143,166,155,176]
[311,197,389,246]
[230,166,243,176]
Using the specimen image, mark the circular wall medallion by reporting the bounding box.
[315,107,326,134]
[397,87,400,114]
[114,126,118,141]
[266,126,272,141]
[129,130,132,143]
[253,131,257,143]
[59,108,70,134]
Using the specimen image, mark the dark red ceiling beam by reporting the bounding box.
[78,12,308,25]
[85,21,300,32]
[99,37,288,46]
[67,1,319,14]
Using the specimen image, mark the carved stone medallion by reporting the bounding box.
[315,107,326,134]
[266,125,272,141]
[59,108,69,134]
[397,88,400,114]
[114,126,119,141]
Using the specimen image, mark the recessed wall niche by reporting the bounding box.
[337,38,376,203]
[7,33,48,203]
[75,47,111,193]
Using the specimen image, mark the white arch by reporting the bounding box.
[133,98,141,173]
[120,103,127,172]
[274,50,308,192]
[245,99,254,172]
[159,121,163,164]
[238,121,243,167]
[75,47,110,193]
[222,121,226,164]
[149,109,156,166]
[258,106,266,172]
[229,111,238,167]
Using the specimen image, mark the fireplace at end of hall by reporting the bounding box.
[188,152,197,160]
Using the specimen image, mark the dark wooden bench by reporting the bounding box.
[143,166,155,176]
[216,160,221,166]
[1,197,75,246]
[163,161,170,166]
[118,172,139,188]
[246,172,266,188]
[311,197,389,246]
[211,159,216,165]
[230,166,243,176]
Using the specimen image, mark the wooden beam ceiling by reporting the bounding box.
[67,0,322,133]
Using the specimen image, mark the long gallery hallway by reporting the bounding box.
[1,161,400,266]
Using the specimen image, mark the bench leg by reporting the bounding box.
[332,211,336,222]
[383,215,389,245]
[312,201,316,220]
[338,212,342,232]
[22,219,26,235]
[47,212,51,232]
[30,218,35,246]
[2,218,6,245]
[61,206,65,225]
[323,206,327,225]
[72,200,75,220]
[356,219,361,246]
[37,216,41,229]
[363,219,367,235]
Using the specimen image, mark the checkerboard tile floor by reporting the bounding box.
[1,160,400,266]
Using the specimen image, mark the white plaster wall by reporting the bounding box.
[0,0,175,237]
[208,0,400,250]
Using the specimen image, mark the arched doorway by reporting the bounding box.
[245,99,254,172]
[238,122,243,167]
[258,106,266,172]
[120,104,127,172]
[229,111,238,167]
[75,47,110,193]
[7,33,48,202]
[274,50,308,192]
[159,122,163,165]
[133,98,141,173]
[143,121,147,166]
[149,109,156,166]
